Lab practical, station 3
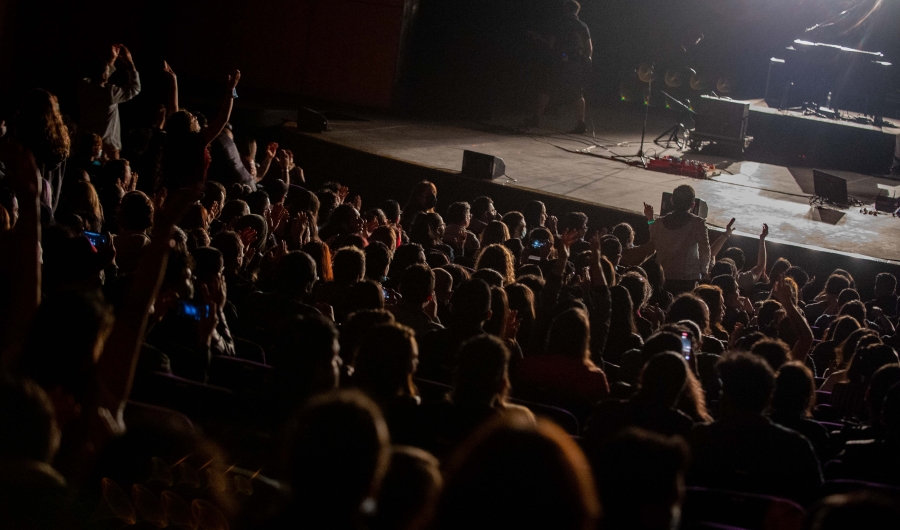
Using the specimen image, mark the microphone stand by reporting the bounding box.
[613,62,654,168]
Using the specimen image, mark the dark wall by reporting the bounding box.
[1,0,411,113]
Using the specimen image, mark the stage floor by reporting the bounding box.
[315,104,900,262]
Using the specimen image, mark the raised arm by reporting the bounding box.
[0,142,42,369]
[256,142,278,182]
[109,45,141,104]
[163,61,179,117]
[709,218,735,263]
[202,70,241,146]
[588,234,611,364]
[772,276,814,362]
[94,188,198,414]
[749,224,769,280]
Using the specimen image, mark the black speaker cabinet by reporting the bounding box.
[462,150,506,180]
[876,192,900,213]
[694,96,750,144]
[296,107,328,133]
[660,193,709,219]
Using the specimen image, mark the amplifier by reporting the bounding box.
[694,96,749,144]
[875,192,900,213]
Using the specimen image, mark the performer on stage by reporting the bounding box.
[524,1,593,133]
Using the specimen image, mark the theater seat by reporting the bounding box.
[131,371,234,423]
[818,479,900,501]
[681,487,806,530]
[208,355,274,394]
[124,400,194,431]
[509,397,580,435]
[234,337,266,364]
[414,377,452,404]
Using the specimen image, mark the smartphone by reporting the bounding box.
[177,300,211,321]
[531,239,549,250]
[84,231,109,249]
[681,333,692,361]
[383,287,389,300]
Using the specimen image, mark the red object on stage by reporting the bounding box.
[646,156,716,179]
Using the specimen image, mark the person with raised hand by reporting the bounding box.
[771,274,814,362]
[647,185,711,295]
[77,44,141,158]
[162,69,241,190]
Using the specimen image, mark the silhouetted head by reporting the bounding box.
[670,185,695,212]
[547,308,591,361]
[286,390,390,521]
[372,446,442,530]
[450,279,492,325]
[772,362,816,419]
[717,352,775,415]
[354,324,419,404]
[591,427,688,530]
[435,415,599,530]
[453,334,511,406]
[639,352,689,408]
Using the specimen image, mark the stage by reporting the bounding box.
[302,102,900,263]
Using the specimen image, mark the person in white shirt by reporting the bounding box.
[77,44,141,158]
[646,185,710,295]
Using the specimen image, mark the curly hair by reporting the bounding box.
[475,244,515,286]
[15,89,70,165]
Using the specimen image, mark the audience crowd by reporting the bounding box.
[3,44,900,530]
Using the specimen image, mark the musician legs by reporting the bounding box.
[575,95,586,124]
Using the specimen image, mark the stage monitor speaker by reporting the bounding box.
[660,193,709,219]
[296,107,328,133]
[875,192,900,213]
[813,169,848,206]
[462,150,506,180]
[694,96,749,143]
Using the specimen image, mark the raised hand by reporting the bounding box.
[238,227,258,250]
[725,218,736,236]
[760,223,769,239]
[163,60,176,79]
[739,295,755,314]
[116,44,134,65]
[265,142,278,159]
[560,228,580,248]
[350,194,362,211]
[338,185,350,204]
[504,309,521,341]
[771,276,792,307]
[643,202,655,221]
[267,205,288,234]
[590,231,602,254]
[276,149,296,172]
[424,297,439,320]
[227,70,241,91]
[546,215,558,234]
[291,211,310,247]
